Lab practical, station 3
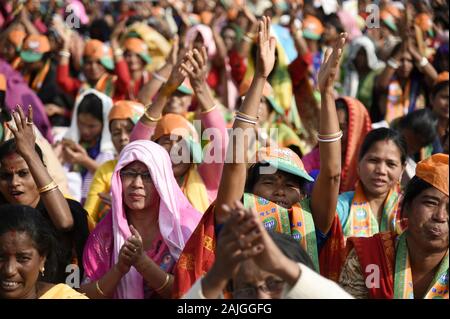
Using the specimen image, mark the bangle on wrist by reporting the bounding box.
[143,107,162,122]
[38,181,58,194]
[152,72,168,83]
[387,58,399,70]
[59,51,71,58]
[114,48,124,57]
[96,280,108,297]
[154,273,171,293]
[419,56,429,68]
[201,104,218,114]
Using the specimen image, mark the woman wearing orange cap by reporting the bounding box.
[171,17,347,297]
[110,20,153,101]
[373,38,438,124]
[339,153,449,299]
[130,46,228,213]
[84,100,144,229]
[0,28,26,70]
[56,28,121,98]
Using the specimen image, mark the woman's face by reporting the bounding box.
[82,57,107,83]
[121,161,158,212]
[432,85,449,120]
[77,112,103,144]
[110,119,134,154]
[0,153,40,208]
[323,23,338,45]
[222,28,237,52]
[252,170,303,209]
[156,135,192,178]
[1,40,17,63]
[164,93,192,115]
[124,51,145,72]
[358,140,404,198]
[406,187,449,253]
[354,48,369,72]
[397,50,414,79]
[232,259,285,299]
[0,231,45,299]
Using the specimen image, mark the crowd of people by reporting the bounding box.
[0,0,448,300]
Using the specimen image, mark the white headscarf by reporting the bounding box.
[64,89,114,154]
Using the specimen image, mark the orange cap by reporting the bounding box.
[435,71,449,85]
[302,15,324,40]
[20,34,51,62]
[109,100,144,124]
[8,29,27,49]
[153,113,198,142]
[124,37,151,64]
[0,73,6,92]
[200,11,213,25]
[83,39,114,70]
[415,13,433,32]
[416,153,449,196]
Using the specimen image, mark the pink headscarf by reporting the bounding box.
[83,140,201,299]
[184,24,217,58]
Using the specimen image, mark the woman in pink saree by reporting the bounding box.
[80,140,202,299]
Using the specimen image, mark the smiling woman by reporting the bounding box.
[0,204,87,299]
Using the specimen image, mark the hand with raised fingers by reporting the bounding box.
[255,16,276,79]
[7,105,36,160]
[125,225,145,265]
[164,51,189,94]
[317,32,347,94]
[181,47,209,88]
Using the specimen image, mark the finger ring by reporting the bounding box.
[26,121,33,125]
[133,248,137,252]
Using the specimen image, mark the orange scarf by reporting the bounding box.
[23,59,50,92]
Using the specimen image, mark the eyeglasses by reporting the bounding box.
[232,278,285,299]
[119,170,152,183]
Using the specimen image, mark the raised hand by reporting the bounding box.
[7,105,36,160]
[63,142,89,166]
[164,52,189,92]
[167,35,180,66]
[317,32,347,94]
[181,47,208,88]
[255,16,276,79]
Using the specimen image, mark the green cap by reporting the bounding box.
[20,51,43,63]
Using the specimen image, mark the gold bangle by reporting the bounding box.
[38,181,58,194]
[236,111,258,122]
[143,108,162,122]
[96,280,107,297]
[200,104,217,114]
[154,273,170,293]
[317,130,343,139]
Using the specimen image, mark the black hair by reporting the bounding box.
[431,80,449,98]
[0,204,58,280]
[89,18,112,43]
[335,98,349,122]
[324,13,345,34]
[245,163,308,196]
[395,109,438,147]
[359,128,407,164]
[0,139,44,165]
[77,93,104,123]
[401,176,434,217]
[269,232,315,270]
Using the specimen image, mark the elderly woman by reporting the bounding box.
[80,140,201,299]
[0,106,89,283]
[339,154,449,299]
[0,204,87,299]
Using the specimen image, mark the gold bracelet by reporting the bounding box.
[38,181,58,194]
[154,273,170,293]
[317,130,343,139]
[236,111,258,122]
[143,108,162,122]
[96,280,107,297]
[200,104,217,114]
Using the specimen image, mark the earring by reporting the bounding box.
[40,267,45,277]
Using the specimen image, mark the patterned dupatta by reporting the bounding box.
[79,73,116,98]
[343,182,401,238]
[243,193,319,271]
[394,233,449,299]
